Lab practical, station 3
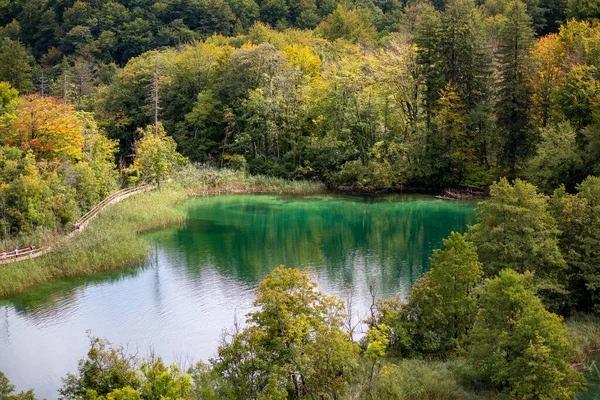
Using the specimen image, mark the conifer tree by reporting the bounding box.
[466,270,585,399]
[495,0,536,175]
[468,178,566,285]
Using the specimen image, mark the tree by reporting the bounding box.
[132,123,187,187]
[377,232,482,356]
[495,1,536,175]
[0,39,33,93]
[468,178,565,286]
[412,1,443,128]
[550,176,600,312]
[466,269,585,399]
[566,0,600,21]
[6,95,84,161]
[553,64,600,129]
[434,81,471,182]
[0,82,18,116]
[526,122,584,193]
[60,335,192,399]
[317,5,377,44]
[0,371,35,399]
[206,266,360,399]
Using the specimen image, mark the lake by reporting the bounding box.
[0,193,482,397]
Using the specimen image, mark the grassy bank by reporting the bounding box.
[0,167,324,298]
[567,314,600,365]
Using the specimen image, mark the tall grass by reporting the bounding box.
[0,167,325,298]
[567,314,600,365]
[346,358,494,400]
[172,166,325,195]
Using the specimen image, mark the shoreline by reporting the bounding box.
[0,167,325,299]
[0,166,488,299]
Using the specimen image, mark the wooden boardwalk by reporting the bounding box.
[0,184,153,265]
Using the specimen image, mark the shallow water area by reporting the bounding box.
[0,193,482,397]
[579,353,600,400]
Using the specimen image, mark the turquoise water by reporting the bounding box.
[1,193,555,398]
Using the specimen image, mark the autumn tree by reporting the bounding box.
[6,95,84,161]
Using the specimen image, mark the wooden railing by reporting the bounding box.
[0,183,153,264]
[78,184,151,228]
[0,246,50,263]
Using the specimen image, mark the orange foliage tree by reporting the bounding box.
[7,95,84,161]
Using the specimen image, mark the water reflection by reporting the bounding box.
[0,194,476,398]
[153,194,477,299]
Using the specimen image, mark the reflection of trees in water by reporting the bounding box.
[1,263,150,321]
[159,195,476,297]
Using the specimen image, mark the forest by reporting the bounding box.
[1,0,600,398]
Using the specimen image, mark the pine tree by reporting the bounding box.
[468,178,566,285]
[413,1,442,128]
[0,38,34,93]
[495,0,536,175]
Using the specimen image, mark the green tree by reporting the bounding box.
[0,39,33,93]
[60,335,192,400]
[466,269,585,399]
[495,1,536,175]
[317,5,376,44]
[550,176,600,312]
[378,232,482,356]
[132,123,187,187]
[553,64,600,129]
[0,371,36,399]
[468,178,566,287]
[565,0,600,21]
[206,266,360,399]
[526,122,584,193]
[412,1,442,128]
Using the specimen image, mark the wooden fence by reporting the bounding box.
[0,184,152,264]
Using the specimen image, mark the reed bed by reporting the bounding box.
[567,314,600,365]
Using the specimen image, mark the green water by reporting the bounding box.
[149,194,478,295]
[579,353,600,400]
[1,193,593,398]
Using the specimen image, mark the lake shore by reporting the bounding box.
[0,167,325,298]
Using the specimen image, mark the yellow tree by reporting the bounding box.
[434,81,472,180]
[531,34,563,128]
[133,123,187,187]
[7,95,84,161]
